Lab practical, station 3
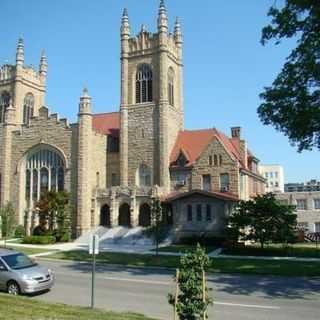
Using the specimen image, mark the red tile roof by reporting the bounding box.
[170,128,246,168]
[92,112,120,137]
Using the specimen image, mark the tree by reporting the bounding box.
[35,191,71,241]
[0,202,16,240]
[258,1,320,152]
[228,193,297,249]
[150,197,163,256]
[168,244,212,320]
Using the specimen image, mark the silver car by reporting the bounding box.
[0,248,54,295]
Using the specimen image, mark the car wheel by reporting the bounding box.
[7,281,20,295]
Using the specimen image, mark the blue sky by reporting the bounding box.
[1,0,318,183]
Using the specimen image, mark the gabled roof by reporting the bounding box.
[92,112,120,137]
[163,189,239,202]
[170,128,245,168]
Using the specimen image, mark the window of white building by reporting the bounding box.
[296,199,307,210]
[314,199,320,210]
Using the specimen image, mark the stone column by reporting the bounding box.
[76,88,92,236]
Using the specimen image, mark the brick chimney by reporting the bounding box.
[231,127,248,169]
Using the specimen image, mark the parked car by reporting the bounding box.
[0,248,54,295]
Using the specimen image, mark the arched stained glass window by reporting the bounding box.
[0,91,10,123]
[136,64,153,103]
[25,148,65,203]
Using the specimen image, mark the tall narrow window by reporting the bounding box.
[26,170,31,202]
[40,167,49,195]
[187,204,193,221]
[136,164,151,187]
[202,175,211,192]
[23,93,34,125]
[32,169,38,201]
[0,91,10,123]
[196,204,202,221]
[206,204,212,221]
[220,173,230,191]
[168,67,174,106]
[136,64,153,103]
[214,155,218,166]
[58,167,64,191]
[51,167,57,191]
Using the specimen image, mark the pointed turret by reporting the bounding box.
[39,50,48,83]
[158,0,168,33]
[79,87,92,114]
[174,17,183,45]
[121,8,130,37]
[16,37,24,67]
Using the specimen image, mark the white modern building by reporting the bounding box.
[259,165,284,193]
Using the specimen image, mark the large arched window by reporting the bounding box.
[23,93,34,125]
[136,164,151,187]
[168,67,175,106]
[0,91,10,123]
[136,64,153,103]
[25,147,65,203]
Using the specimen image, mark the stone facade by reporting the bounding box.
[0,1,265,238]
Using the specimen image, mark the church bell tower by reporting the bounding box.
[119,0,184,193]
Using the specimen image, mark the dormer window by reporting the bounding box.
[136,64,153,103]
[176,151,188,167]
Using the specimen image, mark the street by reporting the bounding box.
[30,259,320,320]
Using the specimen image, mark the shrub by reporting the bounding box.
[22,236,56,245]
[33,225,50,236]
[14,225,26,238]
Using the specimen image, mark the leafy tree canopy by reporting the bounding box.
[228,193,297,248]
[258,0,320,151]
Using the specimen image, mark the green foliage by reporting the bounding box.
[14,225,26,238]
[178,235,226,247]
[35,191,72,242]
[169,245,212,320]
[22,235,56,245]
[149,197,164,255]
[227,193,297,248]
[0,202,16,238]
[258,1,320,151]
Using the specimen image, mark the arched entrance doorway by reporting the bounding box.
[118,203,131,227]
[100,204,111,227]
[139,203,151,227]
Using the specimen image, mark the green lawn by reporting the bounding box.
[2,245,56,256]
[0,294,157,320]
[44,250,320,277]
[222,243,320,258]
[156,245,216,254]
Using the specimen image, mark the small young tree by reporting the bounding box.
[0,202,16,240]
[35,191,71,241]
[169,244,212,320]
[228,193,297,248]
[150,196,163,256]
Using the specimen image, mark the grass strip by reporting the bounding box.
[0,293,157,320]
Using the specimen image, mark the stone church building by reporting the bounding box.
[0,1,265,238]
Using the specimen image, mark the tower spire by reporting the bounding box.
[16,37,24,67]
[121,8,130,37]
[158,0,168,32]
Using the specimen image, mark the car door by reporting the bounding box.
[0,258,10,291]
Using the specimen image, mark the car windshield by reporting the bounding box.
[2,253,36,270]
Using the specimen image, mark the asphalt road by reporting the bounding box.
[31,259,320,320]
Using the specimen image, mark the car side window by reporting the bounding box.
[0,259,7,271]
